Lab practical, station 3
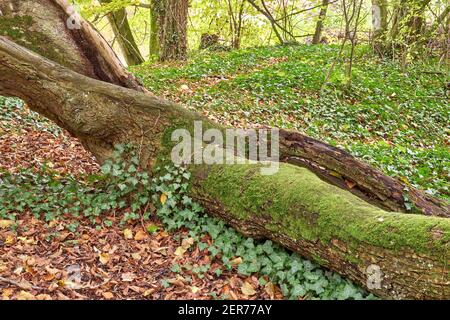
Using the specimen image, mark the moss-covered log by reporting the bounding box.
[0,37,448,299]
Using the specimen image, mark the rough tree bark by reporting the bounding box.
[149,0,160,58]
[0,1,449,299]
[98,0,144,66]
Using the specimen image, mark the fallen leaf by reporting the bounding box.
[231,257,243,265]
[102,292,114,299]
[174,246,187,257]
[59,279,82,290]
[264,282,275,299]
[241,282,256,296]
[16,290,35,300]
[0,220,13,229]
[345,180,356,189]
[121,272,136,282]
[99,253,110,265]
[36,294,52,300]
[131,252,142,261]
[5,235,15,245]
[181,237,194,250]
[2,288,14,299]
[160,193,167,205]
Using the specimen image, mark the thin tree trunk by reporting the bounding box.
[98,0,144,66]
[371,0,388,54]
[312,0,331,44]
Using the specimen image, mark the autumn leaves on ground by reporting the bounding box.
[0,100,280,300]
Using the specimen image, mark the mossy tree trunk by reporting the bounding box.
[149,0,160,58]
[98,0,144,66]
[0,1,449,299]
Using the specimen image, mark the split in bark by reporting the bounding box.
[0,0,147,92]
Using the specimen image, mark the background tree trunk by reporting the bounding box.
[312,0,331,44]
[371,0,388,53]
[99,0,144,66]
[0,0,146,92]
[0,36,449,300]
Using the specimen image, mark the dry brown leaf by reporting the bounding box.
[131,252,142,261]
[264,282,275,299]
[16,290,35,300]
[181,237,194,250]
[2,288,14,299]
[0,220,14,229]
[121,272,136,282]
[345,180,356,189]
[102,291,114,299]
[160,193,167,205]
[174,246,187,257]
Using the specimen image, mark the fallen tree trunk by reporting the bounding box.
[0,37,448,299]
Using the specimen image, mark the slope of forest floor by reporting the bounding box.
[0,44,447,300]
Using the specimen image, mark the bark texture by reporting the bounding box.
[0,36,449,300]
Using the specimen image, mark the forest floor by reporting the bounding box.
[0,44,448,300]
